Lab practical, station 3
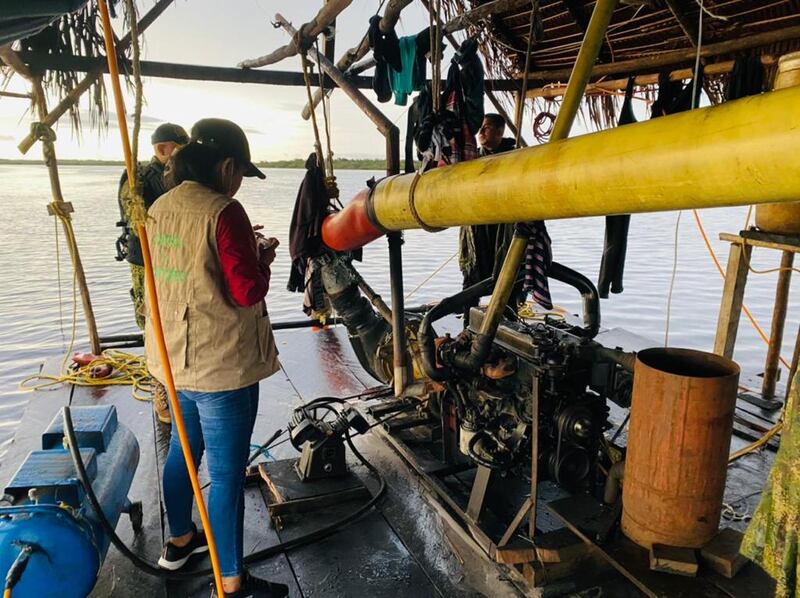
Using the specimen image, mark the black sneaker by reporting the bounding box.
[215,570,289,597]
[157,525,209,570]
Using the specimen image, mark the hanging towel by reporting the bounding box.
[287,154,330,292]
[725,53,765,101]
[598,76,636,298]
[368,15,401,103]
[388,35,426,106]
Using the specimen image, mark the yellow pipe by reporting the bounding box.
[96,2,225,595]
[550,0,618,141]
[478,235,527,336]
[371,86,800,231]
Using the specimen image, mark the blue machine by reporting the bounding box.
[0,405,140,597]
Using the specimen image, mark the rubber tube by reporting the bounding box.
[321,189,384,251]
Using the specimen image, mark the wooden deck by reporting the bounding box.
[0,324,783,597]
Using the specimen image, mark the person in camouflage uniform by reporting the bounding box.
[741,366,800,597]
[117,123,188,424]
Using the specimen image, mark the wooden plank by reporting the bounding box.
[713,242,752,359]
[721,231,800,254]
[549,496,733,598]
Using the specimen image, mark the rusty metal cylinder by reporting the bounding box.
[621,348,739,549]
[756,51,800,235]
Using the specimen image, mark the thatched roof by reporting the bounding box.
[444,0,800,81]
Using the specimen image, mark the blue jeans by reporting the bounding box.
[162,383,259,577]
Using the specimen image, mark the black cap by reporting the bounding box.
[151,123,189,145]
[190,118,265,180]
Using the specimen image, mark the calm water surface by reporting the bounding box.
[1,164,798,462]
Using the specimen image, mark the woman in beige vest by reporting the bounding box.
[144,119,286,597]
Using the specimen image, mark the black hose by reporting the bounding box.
[418,277,495,381]
[548,262,601,339]
[62,401,386,581]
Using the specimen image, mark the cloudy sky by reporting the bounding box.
[0,1,458,161]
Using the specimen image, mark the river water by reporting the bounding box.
[1,163,798,462]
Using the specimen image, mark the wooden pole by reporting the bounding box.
[31,79,101,355]
[514,24,800,82]
[237,0,353,68]
[300,0,413,120]
[0,90,31,99]
[762,251,795,399]
[526,56,777,99]
[15,0,176,155]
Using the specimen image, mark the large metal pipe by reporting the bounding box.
[622,348,739,549]
[361,85,800,231]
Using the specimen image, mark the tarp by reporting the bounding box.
[0,1,89,47]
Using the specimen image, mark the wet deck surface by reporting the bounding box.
[0,324,783,597]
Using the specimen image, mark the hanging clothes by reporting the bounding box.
[519,221,553,310]
[388,34,426,106]
[287,154,330,292]
[741,369,800,598]
[368,14,401,103]
[452,37,485,137]
[598,76,636,299]
[651,68,704,118]
[725,53,765,101]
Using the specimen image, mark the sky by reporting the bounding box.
[0,0,446,161]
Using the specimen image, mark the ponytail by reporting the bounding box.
[165,141,228,192]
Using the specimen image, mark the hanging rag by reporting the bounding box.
[598,76,636,298]
[519,221,553,310]
[724,53,765,101]
[388,34,427,106]
[452,37,485,137]
[651,68,704,118]
[302,258,331,319]
[368,14,401,103]
[741,368,800,598]
[405,84,432,172]
[287,153,330,292]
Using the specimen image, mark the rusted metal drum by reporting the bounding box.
[756,51,800,235]
[621,348,739,549]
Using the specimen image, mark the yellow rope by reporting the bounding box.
[19,349,155,402]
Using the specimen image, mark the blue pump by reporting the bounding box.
[0,405,139,598]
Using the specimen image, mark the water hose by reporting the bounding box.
[62,399,387,580]
[95,1,224,593]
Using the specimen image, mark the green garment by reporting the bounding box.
[742,367,800,597]
[389,35,424,106]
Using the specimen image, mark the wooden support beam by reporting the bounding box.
[714,241,753,359]
[238,0,352,69]
[300,0,413,120]
[664,0,700,47]
[526,55,776,99]
[762,251,794,399]
[15,0,176,155]
[514,24,800,82]
[560,0,612,63]
[444,0,532,34]
[0,90,32,99]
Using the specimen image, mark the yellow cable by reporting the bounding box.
[4,587,11,598]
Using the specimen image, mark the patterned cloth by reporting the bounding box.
[741,368,800,597]
[518,221,553,310]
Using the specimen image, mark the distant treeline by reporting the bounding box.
[0,157,387,170]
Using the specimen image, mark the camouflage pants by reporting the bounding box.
[129,264,145,330]
[741,367,800,597]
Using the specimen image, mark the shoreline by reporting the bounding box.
[0,157,387,170]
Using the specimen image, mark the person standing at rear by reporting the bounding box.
[145,118,287,597]
[117,122,189,426]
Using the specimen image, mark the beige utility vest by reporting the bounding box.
[144,180,280,392]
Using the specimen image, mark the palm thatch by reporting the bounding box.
[440,0,800,130]
[2,0,135,132]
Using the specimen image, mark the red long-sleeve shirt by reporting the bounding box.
[215,201,271,307]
